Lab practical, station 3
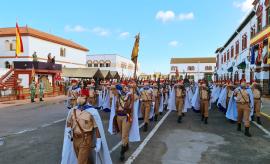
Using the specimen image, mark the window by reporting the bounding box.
[11,40,16,51]
[105,60,111,67]
[257,14,262,32]
[93,60,98,67]
[87,60,92,67]
[224,53,226,63]
[60,48,66,57]
[171,66,176,71]
[231,46,234,58]
[205,66,212,71]
[227,50,230,61]
[266,2,270,25]
[221,55,223,64]
[187,66,195,71]
[242,34,247,50]
[235,40,239,56]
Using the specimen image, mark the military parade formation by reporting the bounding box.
[60,75,262,164]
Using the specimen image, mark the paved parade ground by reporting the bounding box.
[0,99,270,164]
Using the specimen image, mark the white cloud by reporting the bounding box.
[156,10,194,23]
[178,12,194,21]
[92,27,110,36]
[233,0,253,13]
[119,32,130,38]
[156,10,176,23]
[168,40,179,47]
[64,25,88,32]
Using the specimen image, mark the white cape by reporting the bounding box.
[168,87,176,111]
[108,96,140,142]
[217,87,227,109]
[102,90,111,110]
[191,86,200,111]
[61,107,112,164]
[183,87,193,112]
[159,93,164,113]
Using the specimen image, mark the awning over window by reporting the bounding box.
[237,61,246,70]
[227,67,233,72]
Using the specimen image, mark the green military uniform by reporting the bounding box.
[39,80,44,101]
[30,81,36,103]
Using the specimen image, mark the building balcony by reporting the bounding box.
[13,61,62,71]
[250,25,270,46]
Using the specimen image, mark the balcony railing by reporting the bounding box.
[251,24,270,40]
[13,61,62,71]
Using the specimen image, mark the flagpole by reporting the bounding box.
[133,57,137,79]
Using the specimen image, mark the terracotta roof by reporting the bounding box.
[170,57,216,64]
[0,26,89,51]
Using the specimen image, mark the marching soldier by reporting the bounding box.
[30,80,36,103]
[114,82,134,161]
[140,80,154,132]
[67,80,81,109]
[251,82,262,125]
[200,81,210,124]
[152,82,161,121]
[175,81,185,123]
[234,79,252,137]
[88,80,97,106]
[66,95,101,164]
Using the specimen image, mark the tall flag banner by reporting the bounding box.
[131,33,140,78]
[16,23,24,57]
[250,46,255,65]
[131,33,140,63]
[175,67,179,78]
[268,37,270,64]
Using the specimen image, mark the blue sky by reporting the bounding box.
[0,0,253,74]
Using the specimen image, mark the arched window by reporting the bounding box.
[99,60,105,67]
[105,60,111,67]
[93,60,98,67]
[235,40,239,56]
[87,60,92,67]
[242,34,247,50]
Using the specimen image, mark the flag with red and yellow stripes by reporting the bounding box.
[16,23,24,57]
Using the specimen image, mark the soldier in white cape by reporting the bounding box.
[61,103,112,164]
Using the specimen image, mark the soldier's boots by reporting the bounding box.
[177,116,182,123]
[201,115,204,121]
[126,143,129,152]
[154,115,158,122]
[237,123,241,131]
[40,98,44,102]
[182,113,185,117]
[143,123,148,132]
[251,115,255,121]
[159,112,163,116]
[204,117,208,124]
[245,127,252,137]
[120,146,125,161]
[31,99,35,103]
[257,117,262,125]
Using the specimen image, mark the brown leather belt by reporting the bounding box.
[142,100,151,102]
[73,132,92,138]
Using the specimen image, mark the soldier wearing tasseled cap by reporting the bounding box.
[139,80,154,132]
[67,79,81,109]
[251,81,262,125]
[152,81,161,121]
[175,80,186,123]
[199,80,210,124]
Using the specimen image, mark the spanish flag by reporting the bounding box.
[131,33,140,63]
[16,23,24,57]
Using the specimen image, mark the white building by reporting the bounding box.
[0,26,89,69]
[216,0,270,95]
[86,54,140,77]
[170,57,216,82]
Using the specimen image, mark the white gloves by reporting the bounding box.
[95,138,102,152]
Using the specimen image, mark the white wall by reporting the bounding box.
[87,54,141,77]
[170,62,215,82]
[0,36,87,68]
